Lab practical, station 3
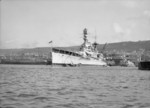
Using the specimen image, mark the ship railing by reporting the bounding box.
[52,48,81,57]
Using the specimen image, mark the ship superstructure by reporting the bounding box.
[51,28,107,66]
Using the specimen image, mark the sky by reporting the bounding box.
[0,0,150,49]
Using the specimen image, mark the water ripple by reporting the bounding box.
[0,65,150,108]
[17,93,37,98]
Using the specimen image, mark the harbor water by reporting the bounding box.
[0,65,150,108]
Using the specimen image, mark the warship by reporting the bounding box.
[50,28,107,66]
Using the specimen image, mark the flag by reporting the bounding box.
[49,41,52,44]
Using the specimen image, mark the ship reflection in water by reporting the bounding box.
[0,65,150,108]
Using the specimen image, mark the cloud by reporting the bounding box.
[21,41,39,48]
[113,23,124,35]
[143,10,150,18]
[112,22,136,42]
[112,23,125,42]
[5,39,18,44]
[4,37,50,48]
[4,39,40,48]
[121,1,138,8]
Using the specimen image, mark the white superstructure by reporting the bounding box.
[51,28,107,66]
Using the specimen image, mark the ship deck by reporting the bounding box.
[52,48,81,57]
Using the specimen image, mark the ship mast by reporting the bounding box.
[93,30,98,51]
[83,28,88,43]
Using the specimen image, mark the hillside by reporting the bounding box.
[0,40,150,55]
[103,40,150,52]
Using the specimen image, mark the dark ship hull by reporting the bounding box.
[138,61,150,70]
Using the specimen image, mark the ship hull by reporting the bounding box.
[52,51,107,66]
[138,61,150,70]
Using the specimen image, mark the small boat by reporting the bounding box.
[50,28,107,66]
[138,51,150,70]
[138,61,150,70]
